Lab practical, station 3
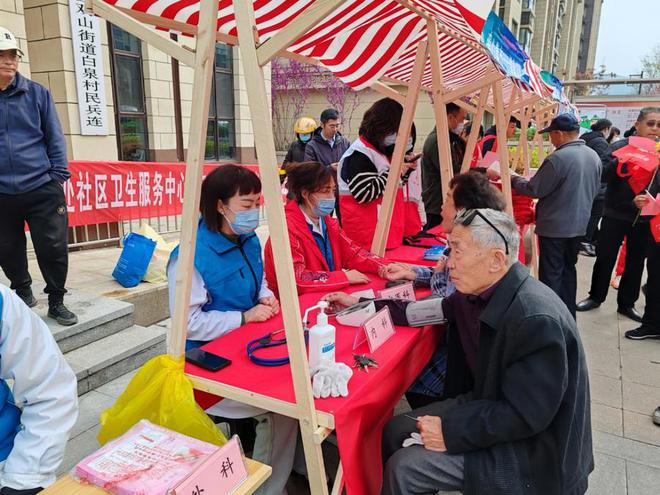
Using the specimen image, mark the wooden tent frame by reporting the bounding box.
[86,0,560,492]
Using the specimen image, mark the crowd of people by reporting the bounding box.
[0,22,658,494]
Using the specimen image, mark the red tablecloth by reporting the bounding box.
[187,278,442,495]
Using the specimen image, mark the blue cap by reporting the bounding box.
[538,114,580,134]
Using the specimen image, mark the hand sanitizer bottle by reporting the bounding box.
[307,301,336,375]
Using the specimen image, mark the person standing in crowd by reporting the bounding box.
[577,107,660,323]
[580,118,614,257]
[0,27,78,326]
[607,126,621,144]
[489,114,601,317]
[0,283,78,494]
[167,165,297,495]
[264,162,388,296]
[381,209,593,495]
[282,117,316,170]
[337,98,418,250]
[478,115,520,157]
[421,103,467,230]
[304,108,351,221]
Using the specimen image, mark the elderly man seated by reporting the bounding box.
[381,209,594,495]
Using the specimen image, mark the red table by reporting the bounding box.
[186,277,443,495]
[386,227,447,267]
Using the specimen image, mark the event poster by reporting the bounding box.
[481,11,529,84]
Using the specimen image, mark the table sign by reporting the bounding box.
[378,282,416,301]
[353,307,395,352]
[171,436,248,495]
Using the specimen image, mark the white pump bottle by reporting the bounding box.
[304,301,336,375]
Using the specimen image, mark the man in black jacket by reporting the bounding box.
[381,209,593,495]
[577,107,660,324]
[421,103,466,230]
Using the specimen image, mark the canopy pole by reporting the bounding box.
[370,82,406,104]
[233,2,328,493]
[441,70,502,104]
[168,0,219,359]
[371,40,428,256]
[428,21,454,203]
[492,80,514,216]
[460,86,489,173]
[520,105,531,176]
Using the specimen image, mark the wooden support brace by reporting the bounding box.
[461,86,489,172]
[370,81,406,104]
[256,0,346,66]
[234,2,328,493]
[88,0,196,67]
[492,80,514,216]
[168,0,219,358]
[441,70,503,104]
[371,40,428,256]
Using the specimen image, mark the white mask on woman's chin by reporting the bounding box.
[382,133,398,146]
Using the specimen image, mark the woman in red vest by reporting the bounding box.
[336,98,418,250]
[264,162,389,295]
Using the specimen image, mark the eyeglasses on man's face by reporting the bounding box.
[454,209,510,255]
[0,50,21,62]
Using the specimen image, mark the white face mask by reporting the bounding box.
[453,123,465,135]
[382,133,398,146]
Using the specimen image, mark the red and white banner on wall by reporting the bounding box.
[65,161,259,227]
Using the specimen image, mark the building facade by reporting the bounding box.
[2,0,262,164]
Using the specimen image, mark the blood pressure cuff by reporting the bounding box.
[368,297,445,327]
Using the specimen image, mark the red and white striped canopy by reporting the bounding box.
[104,0,550,99]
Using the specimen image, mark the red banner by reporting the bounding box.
[65,161,259,227]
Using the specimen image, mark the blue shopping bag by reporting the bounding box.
[112,233,157,288]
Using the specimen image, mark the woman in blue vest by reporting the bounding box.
[167,165,296,495]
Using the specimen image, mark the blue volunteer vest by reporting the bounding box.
[170,220,264,349]
[0,292,23,462]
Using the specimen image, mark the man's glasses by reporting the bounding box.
[0,51,21,62]
[454,209,509,255]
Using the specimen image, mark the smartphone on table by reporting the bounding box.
[185,348,232,372]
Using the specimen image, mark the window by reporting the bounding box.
[522,0,535,10]
[511,20,519,38]
[521,11,533,27]
[519,28,532,52]
[206,44,236,160]
[109,25,149,161]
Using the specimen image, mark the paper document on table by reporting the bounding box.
[480,151,520,177]
[641,192,660,216]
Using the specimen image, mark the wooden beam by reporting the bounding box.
[370,81,406,104]
[88,0,195,67]
[461,86,489,172]
[428,20,454,202]
[256,0,346,66]
[330,463,344,495]
[187,375,334,429]
[519,105,532,175]
[168,0,219,358]
[453,98,478,114]
[492,80,514,216]
[371,40,428,256]
[234,2,329,494]
[441,70,503,104]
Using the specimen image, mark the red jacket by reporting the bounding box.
[264,201,388,296]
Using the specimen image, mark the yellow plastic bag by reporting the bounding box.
[98,355,227,446]
[135,223,176,284]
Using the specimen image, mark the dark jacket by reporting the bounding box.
[439,263,593,495]
[581,130,614,190]
[421,128,465,217]
[512,140,601,237]
[303,128,350,167]
[602,138,660,223]
[282,139,307,168]
[0,72,69,195]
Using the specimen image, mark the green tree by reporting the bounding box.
[640,44,660,95]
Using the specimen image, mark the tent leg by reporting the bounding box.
[460,86,489,173]
[371,40,428,256]
[168,0,219,358]
[233,2,328,494]
[492,80,514,216]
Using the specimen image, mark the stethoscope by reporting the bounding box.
[246,329,309,366]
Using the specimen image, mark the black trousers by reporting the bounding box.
[588,217,649,307]
[641,241,659,331]
[538,236,581,318]
[424,213,442,231]
[0,180,69,302]
[584,190,605,245]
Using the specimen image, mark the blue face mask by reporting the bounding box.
[224,207,260,235]
[312,197,336,217]
[299,133,312,143]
